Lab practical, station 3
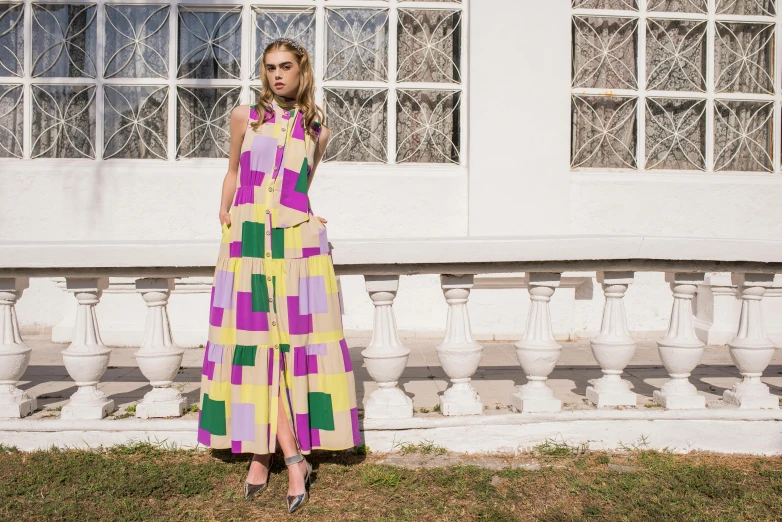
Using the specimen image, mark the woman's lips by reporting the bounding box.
[275,83,284,87]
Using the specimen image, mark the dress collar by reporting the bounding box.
[272,93,298,111]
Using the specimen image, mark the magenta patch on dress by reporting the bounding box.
[268,347,276,384]
[299,276,328,315]
[239,150,251,185]
[197,424,212,446]
[280,168,308,212]
[350,408,361,445]
[234,186,254,205]
[231,363,243,384]
[264,107,275,123]
[295,413,311,452]
[292,112,305,140]
[306,354,318,374]
[209,303,224,327]
[310,427,321,448]
[236,292,269,332]
[202,358,215,379]
[340,339,353,372]
[271,147,284,179]
[293,346,307,377]
[231,439,242,453]
[230,241,242,258]
[249,106,259,120]
[286,296,313,335]
[232,403,256,441]
[302,247,320,258]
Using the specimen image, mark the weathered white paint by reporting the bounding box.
[2,410,782,455]
[436,275,483,416]
[2,1,782,352]
[586,271,638,407]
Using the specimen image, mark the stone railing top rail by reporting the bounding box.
[0,235,780,276]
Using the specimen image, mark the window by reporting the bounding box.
[0,0,465,164]
[571,0,778,173]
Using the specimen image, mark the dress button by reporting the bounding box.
[266,252,270,257]
[265,209,270,214]
[272,321,276,327]
[267,276,272,281]
[268,187,273,192]
[268,297,273,303]
[266,230,270,235]
[281,127,287,132]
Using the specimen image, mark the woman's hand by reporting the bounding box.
[219,210,231,227]
[315,216,327,224]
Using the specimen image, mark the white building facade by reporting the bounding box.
[1,0,781,344]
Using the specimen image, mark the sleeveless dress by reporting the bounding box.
[197,98,360,455]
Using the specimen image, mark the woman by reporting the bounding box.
[197,37,360,514]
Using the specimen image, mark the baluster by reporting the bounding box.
[436,274,483,416]
[361,275,413,419]
[511,272,562,413]
[694,272,739,345]
[135,278,188,418]
[654,272,706,409]
[0,278,36,418]
[723,273,779,409]
[61,277,115,419]
[587,271,637,407]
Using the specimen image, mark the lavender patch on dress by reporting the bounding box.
[231,403,256,441]
[213,270,235,309]
[298,275,328,315]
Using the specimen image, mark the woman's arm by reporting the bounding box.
[219,105,250,226]
[307,125,331,192]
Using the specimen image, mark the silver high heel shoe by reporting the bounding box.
[284,453,312,514]
[243,454,273,500]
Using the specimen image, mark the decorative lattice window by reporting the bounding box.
[571,0,778,173]
[0,0,465,164]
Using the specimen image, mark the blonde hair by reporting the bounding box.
[251,40,326,141]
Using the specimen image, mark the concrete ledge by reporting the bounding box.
[1,236,782,276]
[2,410,780,455]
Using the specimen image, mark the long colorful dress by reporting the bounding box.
[197,96,360,455]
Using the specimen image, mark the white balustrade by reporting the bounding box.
[361,275,413,419]
[61,277,115,420]
[511,272,563,413]
[1,265,780,426]
[134,278,188,418]
[0,277,36,418]
[436,274,483,416]
[654,272,706,409]
[587,271,637,407]
[723,273,780,409]
[694,272,740,345]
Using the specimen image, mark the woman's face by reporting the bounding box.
[264,50,300,99]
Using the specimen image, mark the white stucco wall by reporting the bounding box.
[4,0,782,342]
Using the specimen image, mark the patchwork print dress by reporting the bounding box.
[197,98,360,455]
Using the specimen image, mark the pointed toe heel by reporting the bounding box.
[243,480,268,500]
[243,455,273,500]
[285,454,313,514]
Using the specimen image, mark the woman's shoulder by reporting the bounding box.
[230,104,252,124]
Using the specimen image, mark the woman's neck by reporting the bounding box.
[272,93,297,110]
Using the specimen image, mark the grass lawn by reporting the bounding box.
[0,441,780,521]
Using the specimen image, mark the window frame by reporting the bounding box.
[570,0,782,174]
[0,0,467,165]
